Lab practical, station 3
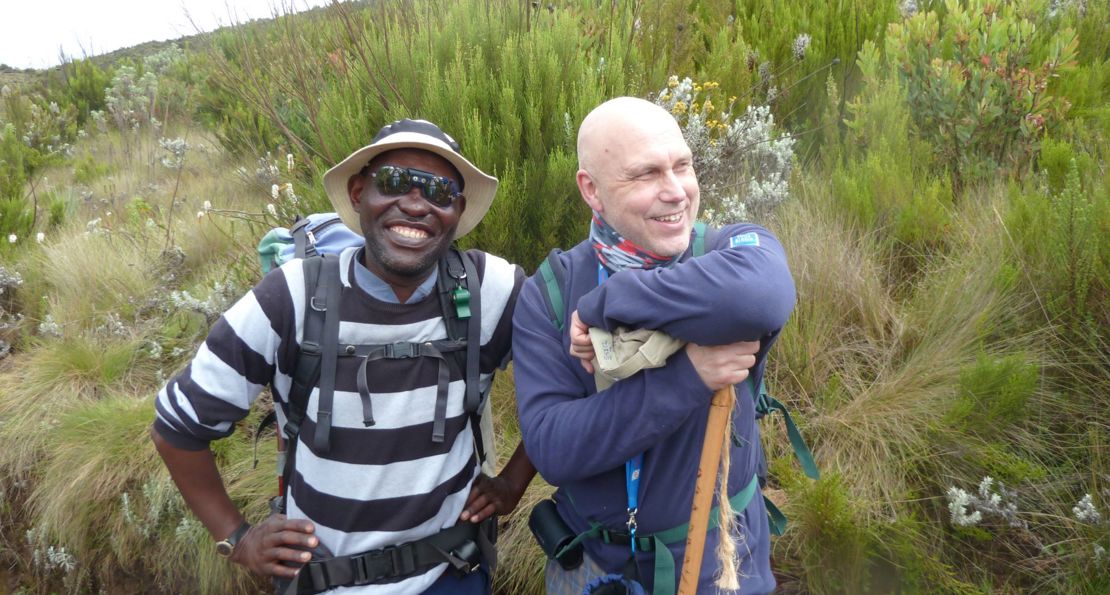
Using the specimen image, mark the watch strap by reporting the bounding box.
[216,520,251,557]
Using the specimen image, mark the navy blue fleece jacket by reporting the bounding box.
[512,223,795,594]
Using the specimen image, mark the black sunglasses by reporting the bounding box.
[370,165,463,208]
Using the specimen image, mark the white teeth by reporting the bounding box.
[391,226,429,239]
[653,213,682,223]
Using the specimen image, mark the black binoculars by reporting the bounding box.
[529,499,584,571]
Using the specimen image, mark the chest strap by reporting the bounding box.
[353,339,467,443]
[558,474,759,595]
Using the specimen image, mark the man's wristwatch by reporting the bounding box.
[215,521,251,558]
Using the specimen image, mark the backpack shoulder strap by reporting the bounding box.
[537,249,568,332]
[436,248,486,462]
[309,253,343,454]
[285,255,326,438]
[692,221,717,257]
[437,247,481,413]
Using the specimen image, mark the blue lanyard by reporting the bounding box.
[598,264,644,553]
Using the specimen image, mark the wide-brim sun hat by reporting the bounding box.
[322,119,498,238]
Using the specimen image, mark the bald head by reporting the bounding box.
[577,97,685,174]
[574,96,700,257]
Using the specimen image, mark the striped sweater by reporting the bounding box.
[155,246,523,593]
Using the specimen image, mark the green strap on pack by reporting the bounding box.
[559,475,760,595]
[538,257,565,331]
[692,221,707,256]
[762,495,789,537]
[755,379,819,481]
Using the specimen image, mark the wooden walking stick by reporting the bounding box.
[677,386,736,595]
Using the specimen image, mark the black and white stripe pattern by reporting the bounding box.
[155,247,522,593]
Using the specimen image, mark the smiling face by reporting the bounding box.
[576,98,699,257]
[347,148,466,288]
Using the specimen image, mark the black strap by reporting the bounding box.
[460,250,481,415]
[291,217,312,259]
[284,520,492,595]
[311,254,342,454]
[355,340,457,436]
[437,248,487,464]
[276,255,329,509]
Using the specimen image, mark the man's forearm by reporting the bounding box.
[150,425,245,540]
[499,442,537,497]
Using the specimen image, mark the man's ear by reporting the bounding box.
[576,169,603,213]
[348,174,365,208]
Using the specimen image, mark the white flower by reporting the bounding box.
[900,0,918,18]
[35,232,45,243]
[1073,494,1101,524]
[202,200,212,212]
[271,184,280,200]
[286,153,295,171]
[947,487,982,526]
[196,211,205,220]
[7,234,16,244]
[266,203,278,217]
[792,33,812,61]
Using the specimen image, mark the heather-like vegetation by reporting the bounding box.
[1,1,1107,593]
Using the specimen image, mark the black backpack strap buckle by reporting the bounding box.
[384,342,418,359]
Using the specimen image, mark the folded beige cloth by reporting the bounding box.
[589,327,685,391]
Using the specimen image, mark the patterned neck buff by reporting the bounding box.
[589,211,681,273]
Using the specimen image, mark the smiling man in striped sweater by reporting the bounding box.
[151,119,534,594]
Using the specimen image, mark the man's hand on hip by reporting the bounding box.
[685,340,760,391]
[231,514,319,578]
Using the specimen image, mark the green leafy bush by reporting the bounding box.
[47,58,111,126]
[885,0,1079,187]
[1008,158,1108,341]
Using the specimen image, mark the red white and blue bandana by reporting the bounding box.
[589,212,682,273]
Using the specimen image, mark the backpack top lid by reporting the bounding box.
[258,213,364,274]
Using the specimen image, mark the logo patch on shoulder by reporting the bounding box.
[729,232,760,247]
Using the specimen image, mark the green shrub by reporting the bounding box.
[946,352,1039,435]
[785,474,875,593]
[728,0,900,134]
[1007,158,1108,341]
[47,58,111,126]
[884,0,1079,188]
[72,151,110,184]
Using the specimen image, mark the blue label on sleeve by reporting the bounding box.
[729,232,760,247]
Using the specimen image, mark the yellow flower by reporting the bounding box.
[729,96,737,104]
[672,101,687,114]
[694,85,702,93]
[660,93,671,102]
[704,99,715,113]
[667,75,679,88]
